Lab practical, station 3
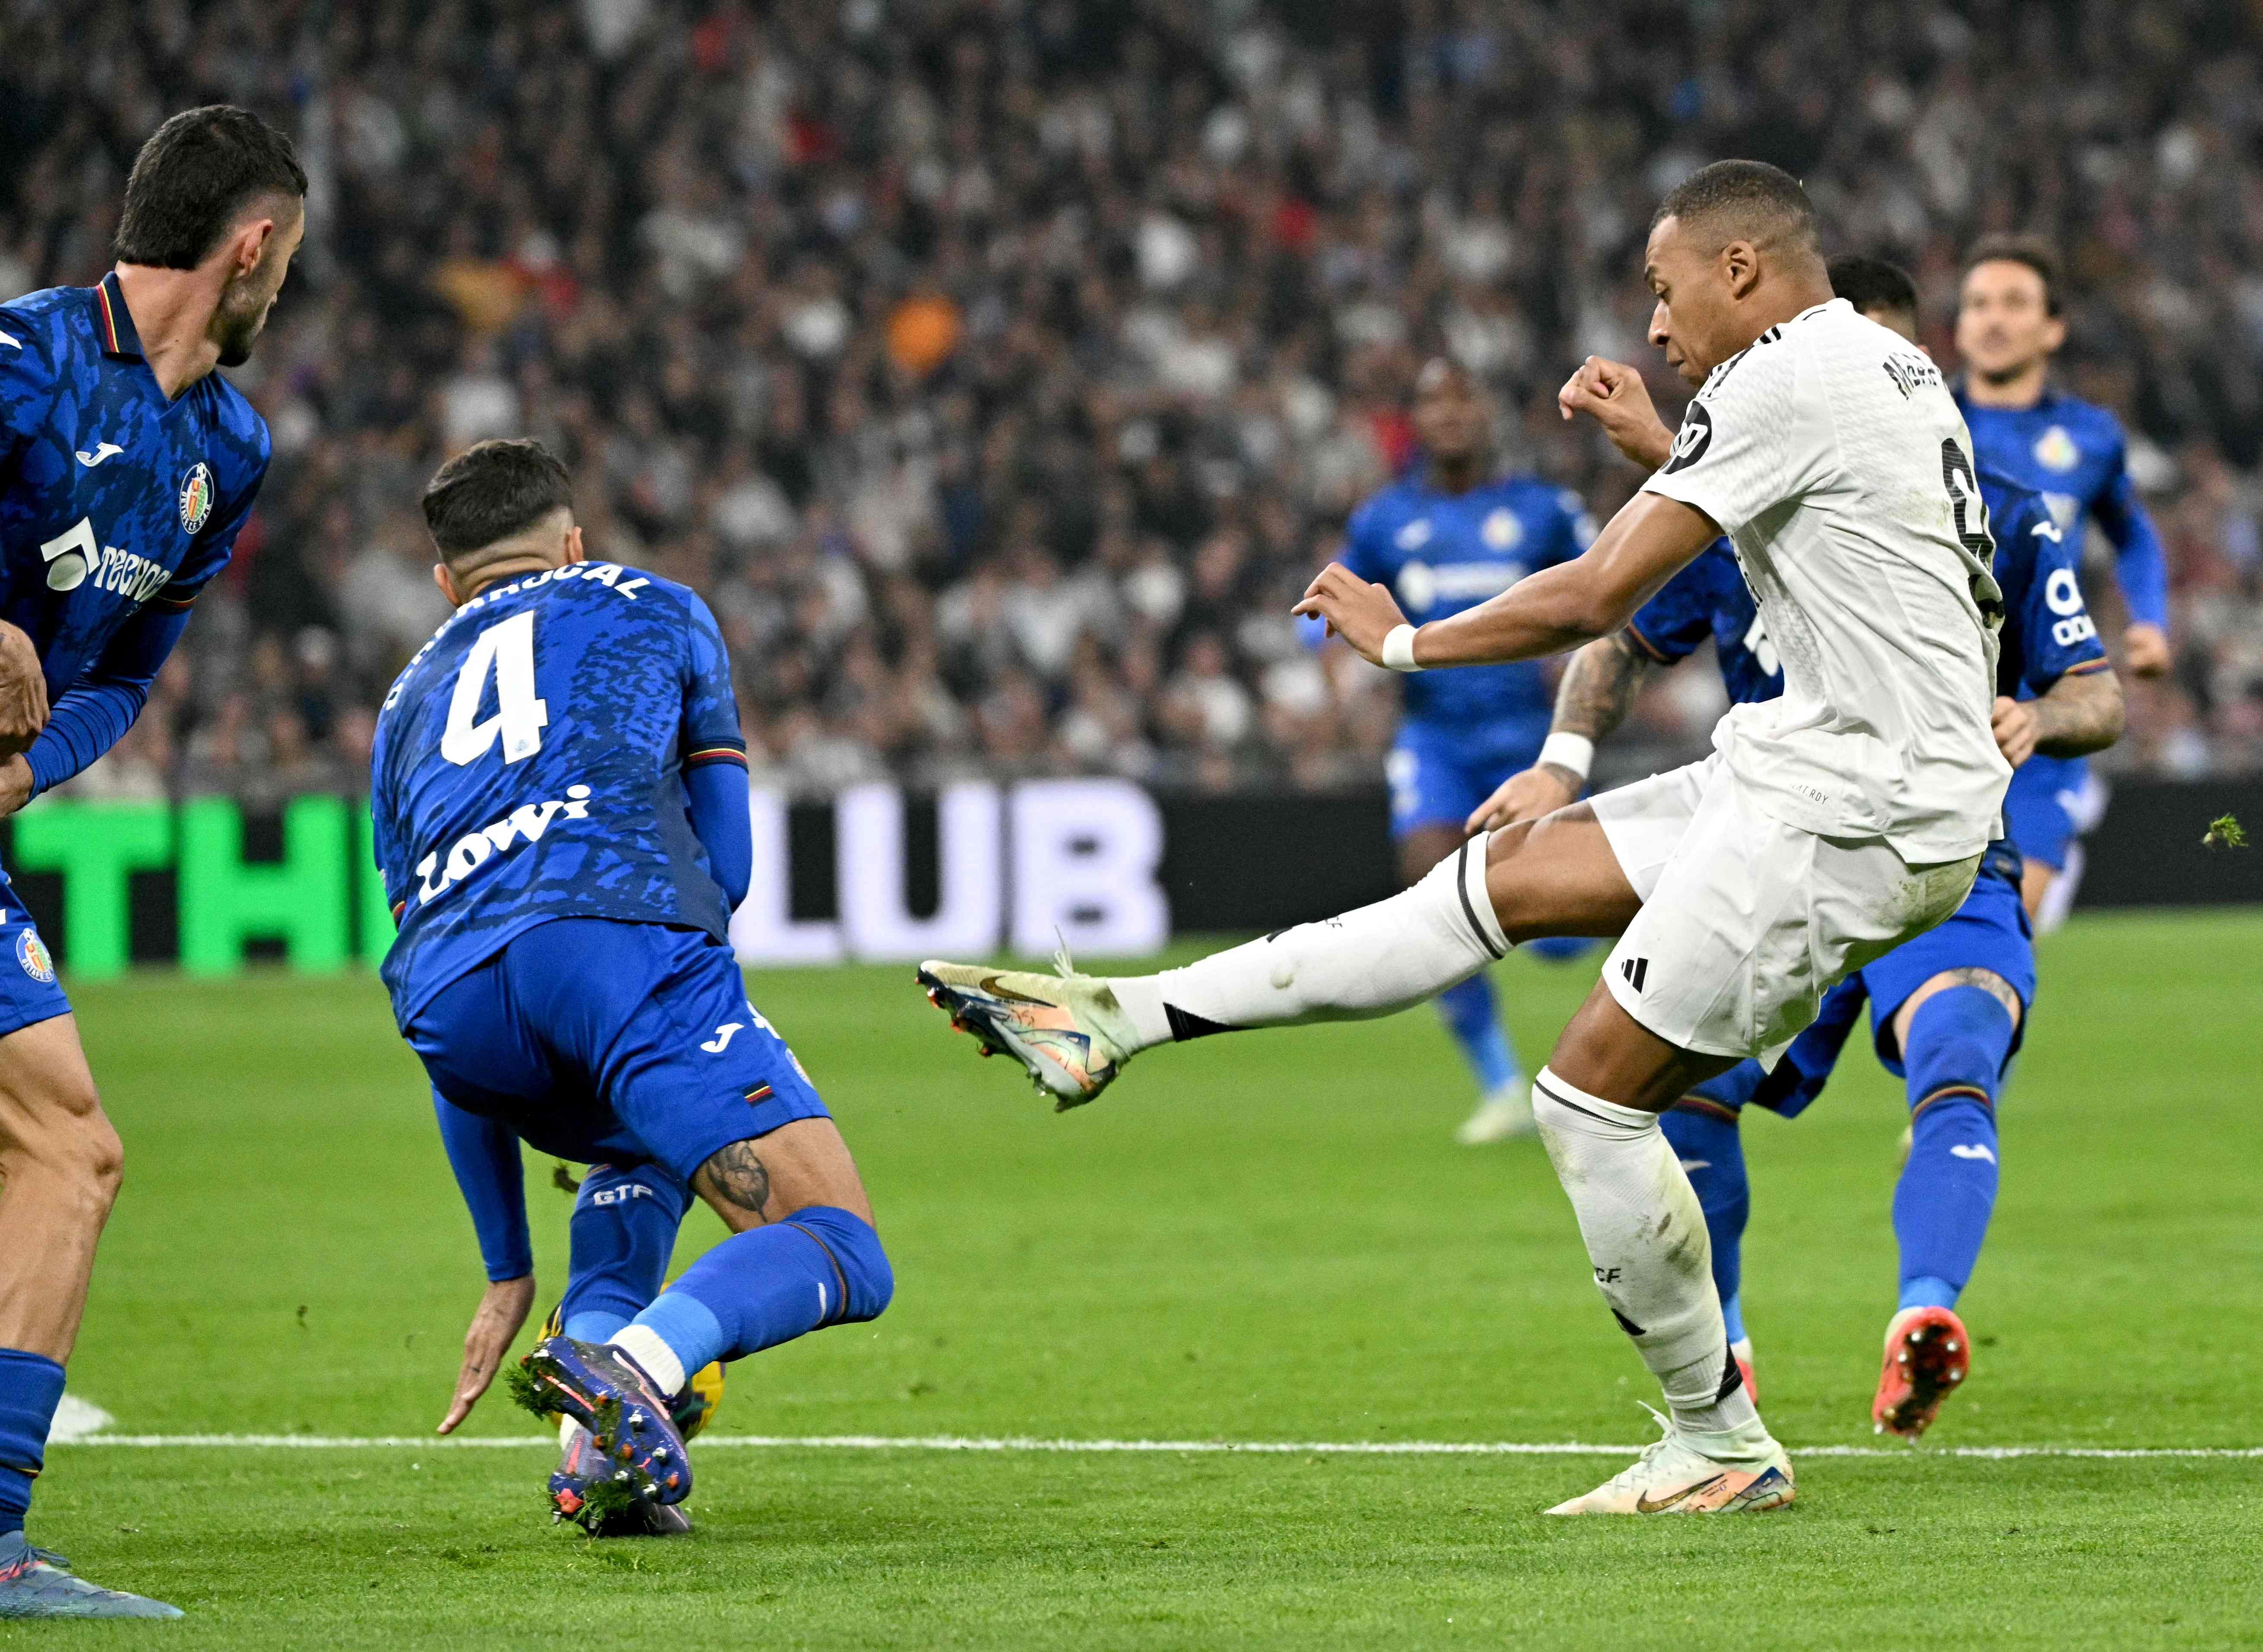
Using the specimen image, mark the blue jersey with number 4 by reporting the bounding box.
[1342,473,1593,753]
[370,562,748,1022]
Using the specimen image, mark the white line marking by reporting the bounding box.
[52,1433,2263,1459]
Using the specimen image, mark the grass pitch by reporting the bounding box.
[18,910,2263,1648]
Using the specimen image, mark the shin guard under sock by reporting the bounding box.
[1109,841,1508,1049]
[1660,1101,1750,1344]
[0,1349,66,1538]
[562,1163,690,1342]
[1531,1069,1754,1438]
[1893,987,2013,1310]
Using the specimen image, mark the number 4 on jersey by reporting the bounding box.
[442,609,548,766]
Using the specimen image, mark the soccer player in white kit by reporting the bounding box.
[919,162,2008,1515]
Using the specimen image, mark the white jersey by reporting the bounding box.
[1642,298,2010,861]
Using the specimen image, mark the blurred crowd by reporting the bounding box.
[7,0,2263,805]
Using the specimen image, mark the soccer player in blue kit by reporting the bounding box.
[1477,258,2123,1436]
[1955,237,2170,926]
[370,441,892,1532]
[1342,358,1597,1144]
[0,107,304,1619]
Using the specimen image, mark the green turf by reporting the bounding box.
[15,910,2263,1648]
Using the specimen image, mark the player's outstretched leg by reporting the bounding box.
[1875,975,2016,1438]
[920,809,1634,1107]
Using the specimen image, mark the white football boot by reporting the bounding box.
[1454,1082,1535,1145]
[917,955,1141,1109]
[1546,1409,1794,1516]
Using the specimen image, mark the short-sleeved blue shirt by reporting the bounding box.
[0,273,268,691]
[370,562,747,1022]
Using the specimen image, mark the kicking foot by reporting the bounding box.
[1873,1305,1969,1439]
[1731,1336,1759,1407]
[536,1303,726,1441]
[1546,1414,1794,1516]
[1454,1083,1534,1145]
[515,1335,692,1505]
[917,960,1137,1109]
[0,1532,182,1619]
[550,1421,694,1537]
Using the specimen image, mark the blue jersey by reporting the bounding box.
[0,274,267,777]
[1344,472,1594,757]
[1955,385,2168,628]
[1629,469,2108,711]
[370,562,749,1023]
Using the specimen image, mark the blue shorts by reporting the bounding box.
[1691,866,2033,1117]
[1385,720,1544,837]
[0,869,70,1040]
[2003,753,2086,872]
[401,916,829,1184]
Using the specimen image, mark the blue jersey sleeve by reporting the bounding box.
[2004,509,2111,696]
[1625,543,1730,663]
[1340,501,1387,584]
[23,604,194,796]
[679,592,750,907]
[433,1091,533,1282]
[0,320,57,475]
[2089,445,2169,629]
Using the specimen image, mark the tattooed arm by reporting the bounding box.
[1462,633,1655,834]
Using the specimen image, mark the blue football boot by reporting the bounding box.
[549,1420,693,1537]
[0,1532,182,1619]
[514,1336,691,1505]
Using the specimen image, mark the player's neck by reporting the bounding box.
[1961,360,2049,410]
[1427,455,1486,495]
[458,555,561,604]
[111,263,223,401]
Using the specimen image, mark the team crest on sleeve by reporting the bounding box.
[1663,402,1713,473]
[15,929,54,984]
[1481,508,1524,550]
[178,462,215,534]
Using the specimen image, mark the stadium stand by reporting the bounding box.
[4,0,2261,801]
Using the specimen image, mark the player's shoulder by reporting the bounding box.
[1350,475,1424,530]
[2037,387,2127,448]
[0,284,88,377]
[192,371,272,490]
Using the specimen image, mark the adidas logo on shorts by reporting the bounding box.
[1621,956,1649,992]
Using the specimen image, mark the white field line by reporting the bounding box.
[52,1432,2263,1460]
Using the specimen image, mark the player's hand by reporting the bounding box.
[0,756,33,821]
[1991,695,2040,768]
[0,621,51,758]
[437,1273,536,1435]
[1292,562,1411,665]
[1465,764,1580,835]
[1557,356,1674,470]
[2122,621,2171,679]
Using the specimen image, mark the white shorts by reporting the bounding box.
[1591,755,1981,1065]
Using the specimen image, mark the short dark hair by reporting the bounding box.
[1651,159,1820,256]
[422,440,575,561]
[114,106,307,270]
[1962,234,2062,316]
[1828,254,1920,323]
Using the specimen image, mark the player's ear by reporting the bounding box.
[562,524,586,565]
[222,216,276,282]
[432,562,462,607]
[1721,240,1762,302]
[2041,312,2067,354]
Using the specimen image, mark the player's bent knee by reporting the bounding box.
[1903,984,2018,1114]
[786,1205,894,1324]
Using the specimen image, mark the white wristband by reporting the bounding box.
[1380,624,1421,672]
[1537,731,1595,781]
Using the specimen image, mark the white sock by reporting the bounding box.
[1107,840,1507,1050]
[606,1324,686,1397]
[1531,1067,1760,1442]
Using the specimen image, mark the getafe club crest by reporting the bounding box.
[178,462,215,534]
[2032,426,2080,474]
[16,929,54,984]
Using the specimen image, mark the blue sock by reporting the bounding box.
[1436,973,1520,1095]
[1522,935,1595,964]
[1660,1102,1750,1341]
[561,1163,690,1342]
[0,1349,66,1538]
[1892,986,2013,1311]
[629,1206,894,1378]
